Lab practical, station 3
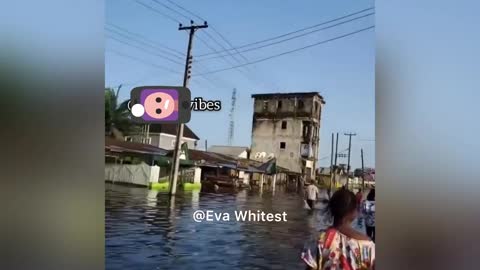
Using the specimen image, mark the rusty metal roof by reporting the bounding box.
[105,137,168,156]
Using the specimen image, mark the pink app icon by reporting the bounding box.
[144,92,176,119]
[140,89,179,121]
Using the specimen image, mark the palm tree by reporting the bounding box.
[105,86,137,139]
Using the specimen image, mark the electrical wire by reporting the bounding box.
[198,7,374,56]
[198,12,374,61]
[195,26,374,76]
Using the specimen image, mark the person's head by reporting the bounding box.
[367,188,375,201]
[326,189,358,227]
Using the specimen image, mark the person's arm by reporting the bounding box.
[301,234,324,270]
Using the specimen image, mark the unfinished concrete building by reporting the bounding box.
[250,92,325,180]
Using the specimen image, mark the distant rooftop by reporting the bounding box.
[208,145,249,157]
[129,123,200,140]
[251,92,325,103]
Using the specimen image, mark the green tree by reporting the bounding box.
[105,86,137,139]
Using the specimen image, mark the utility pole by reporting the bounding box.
[333,132,339,190]
[344,132,356,189]
[334,133,339,166]
[361,148,365,191]
[145,124,150,144]
[328,133,334,197]
[228,88,237,145]
[205,139,208,152]
[169,21,208,196]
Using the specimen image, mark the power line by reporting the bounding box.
[195,32,262,88]
[106,49,181,74]
[163,0,252,65]
[106,22,184,57]
[161,0,279,89]
[165,0,204,21]
[105,27,183,62]
[198,12,374,61]
[106,34,231,89]
[134,0,180,24]
[195,26,374,76]
[106,32,184,65]
[198,7,374,57]
[152,0,191,21]
[107,3,234,90]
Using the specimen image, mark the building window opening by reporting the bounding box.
[314,101,319,114]
[302,121,310,137]
[280,142,286,149]
[278,100,282,109]
[297,99,304,109]
[263,101,269,111]
[281,121,287,129]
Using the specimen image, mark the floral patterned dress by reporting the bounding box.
[301,228,375,270]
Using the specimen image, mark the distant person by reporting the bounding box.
[363,188,376,242]
[356,189,364,226]
[301,189,375,269]
[356,189,363,208]
[305,181,320,210]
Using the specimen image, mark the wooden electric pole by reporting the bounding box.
[344,132,356,189]
[361,148,365,191]
[333,132,339,190]
[328,133,334,197]
[169,21,208,196]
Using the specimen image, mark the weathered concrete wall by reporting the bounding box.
[158,134,197,150]
[250,93,324,179]
[126,133,197,150]
[251,118,304,173]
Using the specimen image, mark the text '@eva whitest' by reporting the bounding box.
[192,210,288,223]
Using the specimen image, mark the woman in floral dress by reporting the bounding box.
[301,189,375,270]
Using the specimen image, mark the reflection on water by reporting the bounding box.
[106,183,358,270]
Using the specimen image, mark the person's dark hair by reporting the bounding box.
[325,189,357,226]
[367,188,375,201]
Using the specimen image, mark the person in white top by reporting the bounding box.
[305,181,320,209]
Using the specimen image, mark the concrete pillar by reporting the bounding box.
[272,174,277,195]
[259,174,264,193]
[149,165,160,183]
[193,167,202,184]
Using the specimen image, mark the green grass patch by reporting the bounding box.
[150,182,169,190]
[183,182,201,190]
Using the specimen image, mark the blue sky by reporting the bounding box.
[105,0,375,169]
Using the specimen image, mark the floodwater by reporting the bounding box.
[106,183,366,270]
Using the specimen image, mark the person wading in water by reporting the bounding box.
[301,189,375,269]
[305,181,320,210]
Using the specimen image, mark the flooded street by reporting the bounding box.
[106,183,365,269]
